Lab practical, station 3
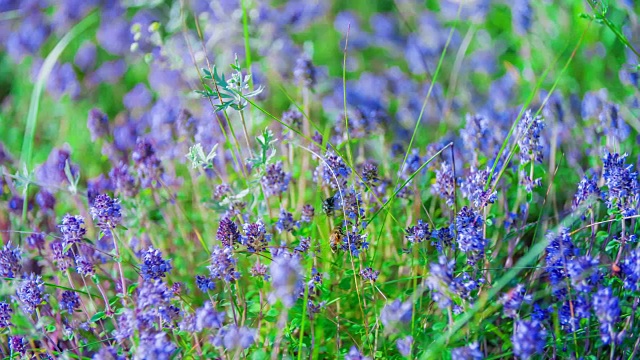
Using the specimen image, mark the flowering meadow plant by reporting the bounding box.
[1,0,640,359]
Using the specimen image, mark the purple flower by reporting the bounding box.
[16,273,47,314]
[426,256,480,309]
[314,150,351,190]
[123,83,152,110]
[567,256,600,293]
[623,248,640,291]
[132,138,164,189]
[455,207,487,265]
[195,302,224,331]
[270,253,303,308]
[195,275,216,292]
[301,204,315,223]
[208,246,240,282]
[275,209,299,233]
[110,162,139,197]
[136,331,177,360]
[74,41,96,72]
[360,267,380,282]
[35,189,56,212]
[338,188,365,221]
[140,246,172,280]
[432,162,456,206]
[359,161,380,187]
[345,346,371,360]
[50,240,71,271]
[593,287,621,344]
[261,161,291,197]
[60,290,80,314]
[544,228,577,297]
[90,194,122,231]
[75,255,95,277]
[512,0,532,35]
[461,167,497,209]
[58,214,86,248]
[396,336,413,357]
[432,225,454,252]
[293,55,316,88]
[0,301,13,328]
[242,220,270,253]
[405,220,431,244]
[380,298,412,329]
[216,217,240,248]
[282,109,303,129]
[136,279,174,327]
[451,342,483,360]
[295,237,311,254]
[87,108,109,141]
[212,325,257,350]
[572,174,601,214]
[250,262,270,281]
[0,241,22,278]
[213,184,231,200]
[602,152,638,214]
[8,336,28,355]
[512,320,546,360]
[517,110,545,164]
[499,284,531,318]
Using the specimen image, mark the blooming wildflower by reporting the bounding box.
[0,302,13,328]
[50,240,71,271]
[0,241,22,278]
[593,287,620,344]
[275,209,299,233]
[195,275,216,292]
[208,246,240,282]
[517,110,545,164]
[140,246,172,280]
[360,267,380,282]
[512,0,532,35]
[132,138,163,188]
[9,336,28,355]
[559,296,590,333]
[293,55,317,88]
[136,279,174,327]
[456,207,487,266]
[602,152,638,214]
[397,336,413,357]
[623,248,640,291]
[250,262,270,281]
[212,325,257,350]
[426,256,480,309]
[359,161,380,187]
[75,255,95,277]
[499,284,531,318]
[195,302,224,331]
[338,188,365,221]
[35,189,56,212]
[60,290,80,314]
[572,174,601,215]
[340,224,370,256]
[432,162,456,206]
[93,346,124,360]
[461,113,491,156]
[17,273,47,314]
[270,253,303,308]
[451,342,483,360]
[567,256,600,293]
[213,184,231,200]
[179,312,196,333]
[115,309,136,341]
[532,303,551,322]
[242,220,271,252]
[461,167,497,209]
[400,149,424,178]
[261,161,291,197]
[301,204,315,223]
[512,320,547,360]
[59,214,86,247]
[282,109,303,129]
[109,162,139,197]
[345,346,371,360]
[380,299,412,329]
[136,331,177,360]
[314,150,351,190]
[432,225,454,252]
[90,194,122,231]
[216,217,240,248]
[544,228,577,297]
[87,108,109,141]
[405,220,431,244]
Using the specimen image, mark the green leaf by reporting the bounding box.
[90,311,106,323]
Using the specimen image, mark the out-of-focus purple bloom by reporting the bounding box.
[90,194,122,231]
[623,248,640,291]
[405,220,431,244]
[242,220,270,253]
[314,150,351,190]
[132,138,164,189]
[394,336,412,356]
[88,60,127,85]
[124,83,153,110]
[97,17,129,56]
[432,162,456,206]
[60,290,80,314]
[195,301,224,331]
[270,252,303,308]
[455,207,486,266]
[512,0,532,35]
[74,41,97,72]
[213,184,231,201]
[544,228,577,297]
[36,145,78,189]
[0,302,13,328]
[6,15,50,62]
[75,255,95,277]
[0,241,22,278]
[136,331,177,360]
[275,209,298,233]
[136,279,175,327]
[140,246,172,280]
[593,287,621,344]
[567,256,600,293]
[35,190,56,212]
[426,256,480,309]
[360,267,380,282]
[512,320,546,360]
[87,108,110,141]
[294,55,316,89]
[451,342,483,360]
[345,346,371,360]
[110,162,139,197]
[499,284,531,318]
[262,161,291,197]
[208,246,240,282]
[301,204,315,223]
[16,273,47,314]
[602,152,638,215]
[212,325,257,350]
[195,275,216,292]
[380,298,412,330]
[59,214,86,248]
[43,62,80,100]
[217,217,240,248]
